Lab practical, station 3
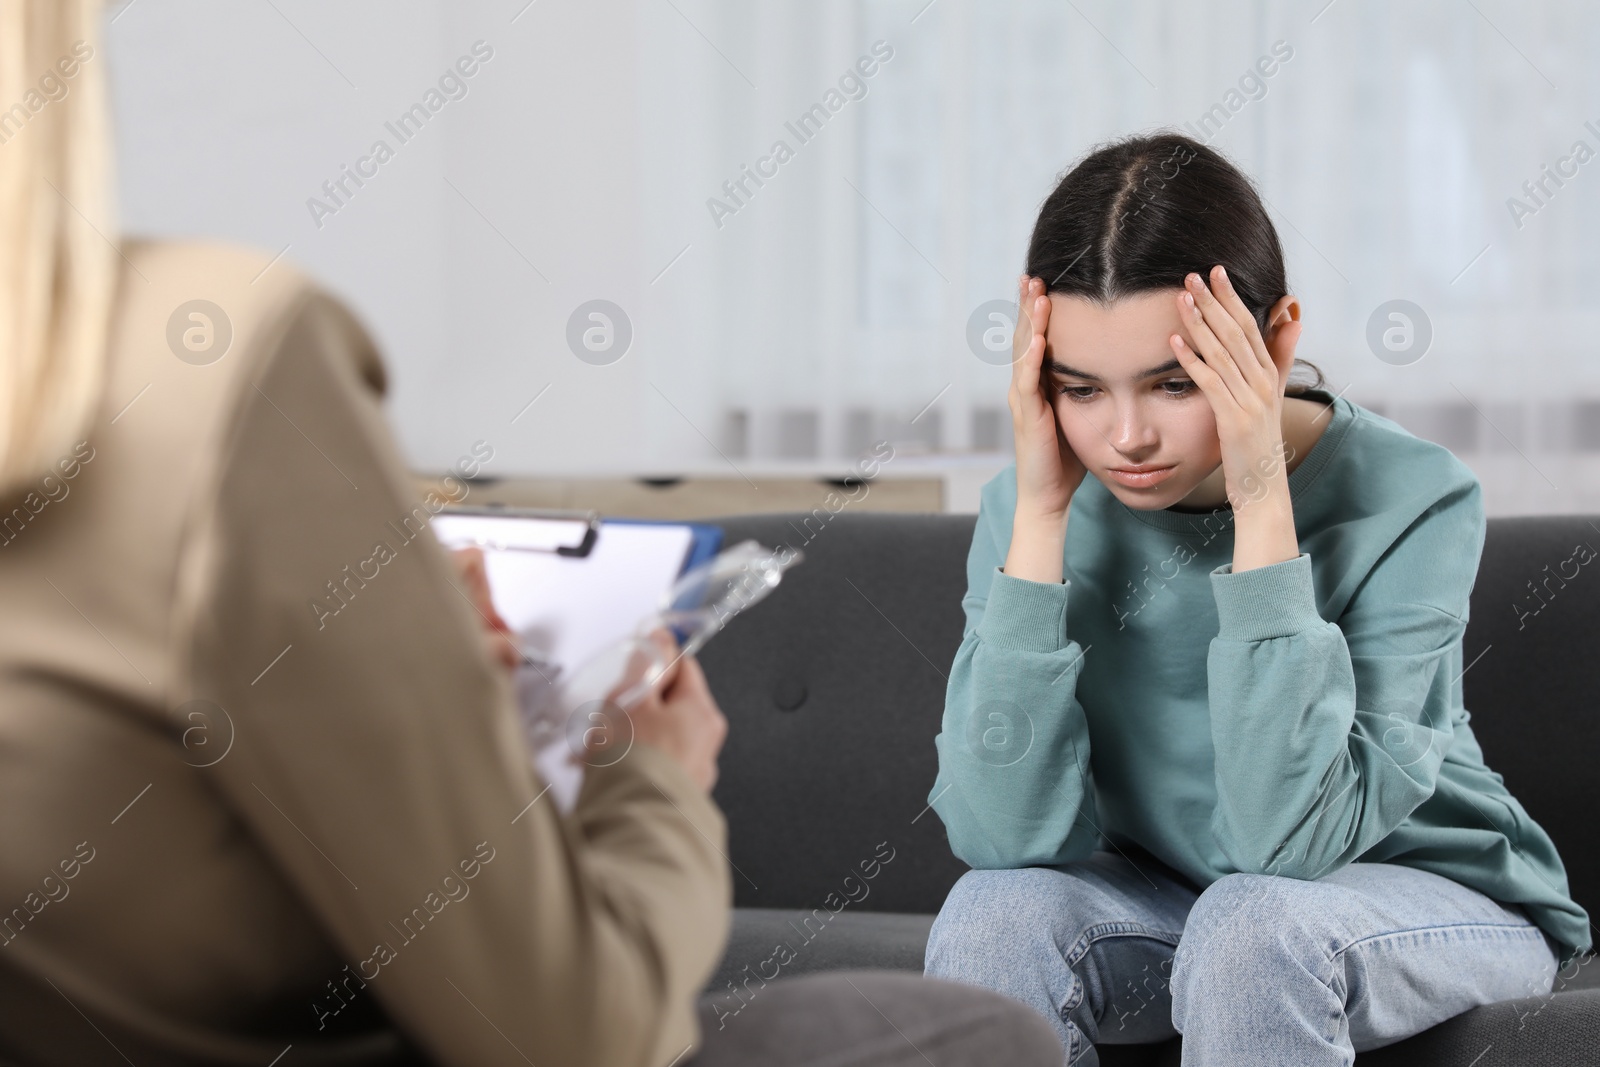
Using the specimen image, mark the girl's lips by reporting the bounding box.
[1106,465,1176,488]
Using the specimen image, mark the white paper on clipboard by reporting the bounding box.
[432,510,695,813]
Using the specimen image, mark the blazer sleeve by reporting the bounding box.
[171,285,731,1067]
[927,471,1104,869]
[1203,474,1486,880]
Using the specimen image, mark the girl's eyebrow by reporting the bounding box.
[1048,358,1183,381]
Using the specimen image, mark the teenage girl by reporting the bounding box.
[922,131,1590,1066]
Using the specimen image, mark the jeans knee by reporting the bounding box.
[925,868,1066,979]
[1170,873,1327,1017]
[934,870,1043,972]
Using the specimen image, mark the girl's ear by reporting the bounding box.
[1265,294,1303,386]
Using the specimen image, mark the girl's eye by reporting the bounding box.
[1056,381,1197,402]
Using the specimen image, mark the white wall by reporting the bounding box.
[109,0,655,476]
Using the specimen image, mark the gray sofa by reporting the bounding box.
[696,510,1600,1065]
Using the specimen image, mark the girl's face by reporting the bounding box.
[1043,290,1230,512]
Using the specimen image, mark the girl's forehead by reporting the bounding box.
[1045,291,1187,375]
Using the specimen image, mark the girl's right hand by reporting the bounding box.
[1009,275,1088,521]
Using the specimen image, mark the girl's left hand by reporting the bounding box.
[1169,265,1290,512]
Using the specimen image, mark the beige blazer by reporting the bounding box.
[0,241,731,1066]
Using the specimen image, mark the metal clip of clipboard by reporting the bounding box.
[432,505,600,558]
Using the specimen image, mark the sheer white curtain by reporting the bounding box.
[639,0,1600,512]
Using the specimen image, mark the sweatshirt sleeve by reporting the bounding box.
[927,471,1104,869]
[1203,474,1486,880]
[173,287,730,1067]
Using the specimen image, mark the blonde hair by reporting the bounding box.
[0,0,115,499]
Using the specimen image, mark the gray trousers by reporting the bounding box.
[683,968,1063,1066]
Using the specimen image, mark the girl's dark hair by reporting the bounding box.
[1025,130,1326,398]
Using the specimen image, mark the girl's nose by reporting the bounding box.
[1110,409,1157,453]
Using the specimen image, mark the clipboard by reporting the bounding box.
[430,505,725,812]
[431,506,724,605]
[427,505,600,557]
[601,516,724,611]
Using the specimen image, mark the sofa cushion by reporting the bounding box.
[704,908,934,998]
[700,512,977,915]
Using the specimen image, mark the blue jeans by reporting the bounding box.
[923,849,1561,1066]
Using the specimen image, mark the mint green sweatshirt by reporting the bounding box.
[928,388,1591,967]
